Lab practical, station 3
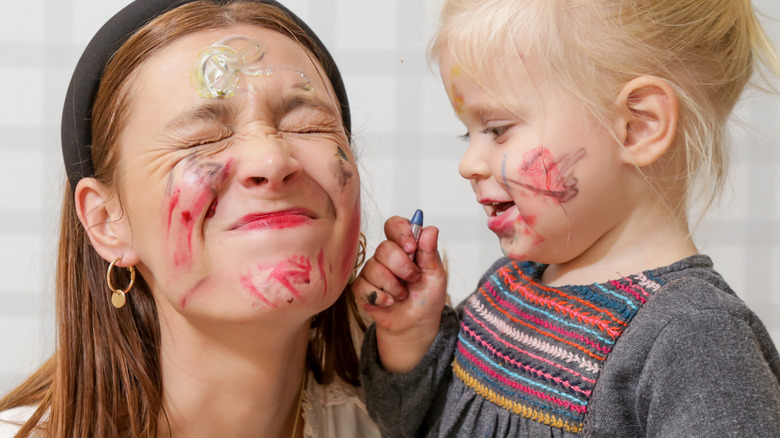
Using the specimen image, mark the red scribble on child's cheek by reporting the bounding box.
[508,146,585,204]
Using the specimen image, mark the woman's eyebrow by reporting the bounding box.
[268,93,340,119]
[164,101,238,130]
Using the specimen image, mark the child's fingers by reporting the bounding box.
[414,226,443,272]
[352,257,410,305]
[372,239,422,283]
[359,287,396,308]
[384,215,419,257]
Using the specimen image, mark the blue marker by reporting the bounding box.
[410,209,423,259]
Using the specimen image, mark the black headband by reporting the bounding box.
[60,0,350,189]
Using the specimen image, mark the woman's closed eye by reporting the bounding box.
[187,132,232,148]
[277,110,343,137]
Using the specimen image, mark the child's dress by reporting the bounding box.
[361,255,780,437]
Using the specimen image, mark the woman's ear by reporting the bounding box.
[614,75,679,167]
[75,178,140,266]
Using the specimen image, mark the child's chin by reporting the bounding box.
[499,239,531,261]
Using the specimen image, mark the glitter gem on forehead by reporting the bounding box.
[191,35,314,99]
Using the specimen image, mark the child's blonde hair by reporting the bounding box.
[431,0,780,217]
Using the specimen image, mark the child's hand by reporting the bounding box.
[353,215,448,373]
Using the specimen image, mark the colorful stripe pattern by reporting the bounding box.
[453,260,664,433]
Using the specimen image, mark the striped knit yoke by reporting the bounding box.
[453,260,664,433]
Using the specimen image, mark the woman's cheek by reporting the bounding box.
[338,198,361,285]
[164,157,233,271]
[330,148,357,191]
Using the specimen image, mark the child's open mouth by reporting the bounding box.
[486,201,515,217]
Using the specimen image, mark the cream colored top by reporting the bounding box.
[0,373,379,438]
[302,372,380,438]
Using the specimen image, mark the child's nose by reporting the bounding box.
[458,142,490,181]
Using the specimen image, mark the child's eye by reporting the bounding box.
[482,125,511,139]
[459,131,470,142]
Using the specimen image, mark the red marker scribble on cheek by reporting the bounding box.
[317,249,327,297]
[166,159,234,267]
[242,255,318,307]
[492,210,538,240]
[270,255,312,299]
[523,214,537,227]
[241,274,276,308]
[253,255,312,302]
[505,146,585,204]
[168,189,180,230]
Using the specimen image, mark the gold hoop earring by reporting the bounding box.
[353,232,367,277]
[107,257,136,309]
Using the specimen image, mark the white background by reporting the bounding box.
[1,0,779,393]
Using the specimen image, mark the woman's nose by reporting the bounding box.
[458,141,491,181]
[236,134,302,189]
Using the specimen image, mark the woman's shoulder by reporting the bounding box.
[0,405,40,437]
[302,374,380,438]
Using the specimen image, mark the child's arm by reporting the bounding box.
[353,215,448,373]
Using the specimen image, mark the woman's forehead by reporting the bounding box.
[134,25,334,102]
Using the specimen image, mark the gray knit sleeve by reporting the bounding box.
[360,306,460,438]
[637,310,780,437]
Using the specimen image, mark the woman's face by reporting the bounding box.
[115,25,360,322]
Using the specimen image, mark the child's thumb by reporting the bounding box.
[415,226,444,273]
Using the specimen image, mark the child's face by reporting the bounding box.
[440,52,632,265]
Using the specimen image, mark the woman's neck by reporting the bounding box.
[155,311,310,438]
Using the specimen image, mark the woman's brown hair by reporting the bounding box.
[0,2,363,436]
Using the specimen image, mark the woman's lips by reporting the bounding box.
[232,209,314,231]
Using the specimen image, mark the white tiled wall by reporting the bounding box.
[1,0,779,393]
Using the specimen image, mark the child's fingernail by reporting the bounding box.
[367,291,378,306]
[384,296,395,306]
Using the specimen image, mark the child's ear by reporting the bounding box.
[614,75,679,167]
[74,178,140,266]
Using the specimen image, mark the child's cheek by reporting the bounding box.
[504,146,585,204]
